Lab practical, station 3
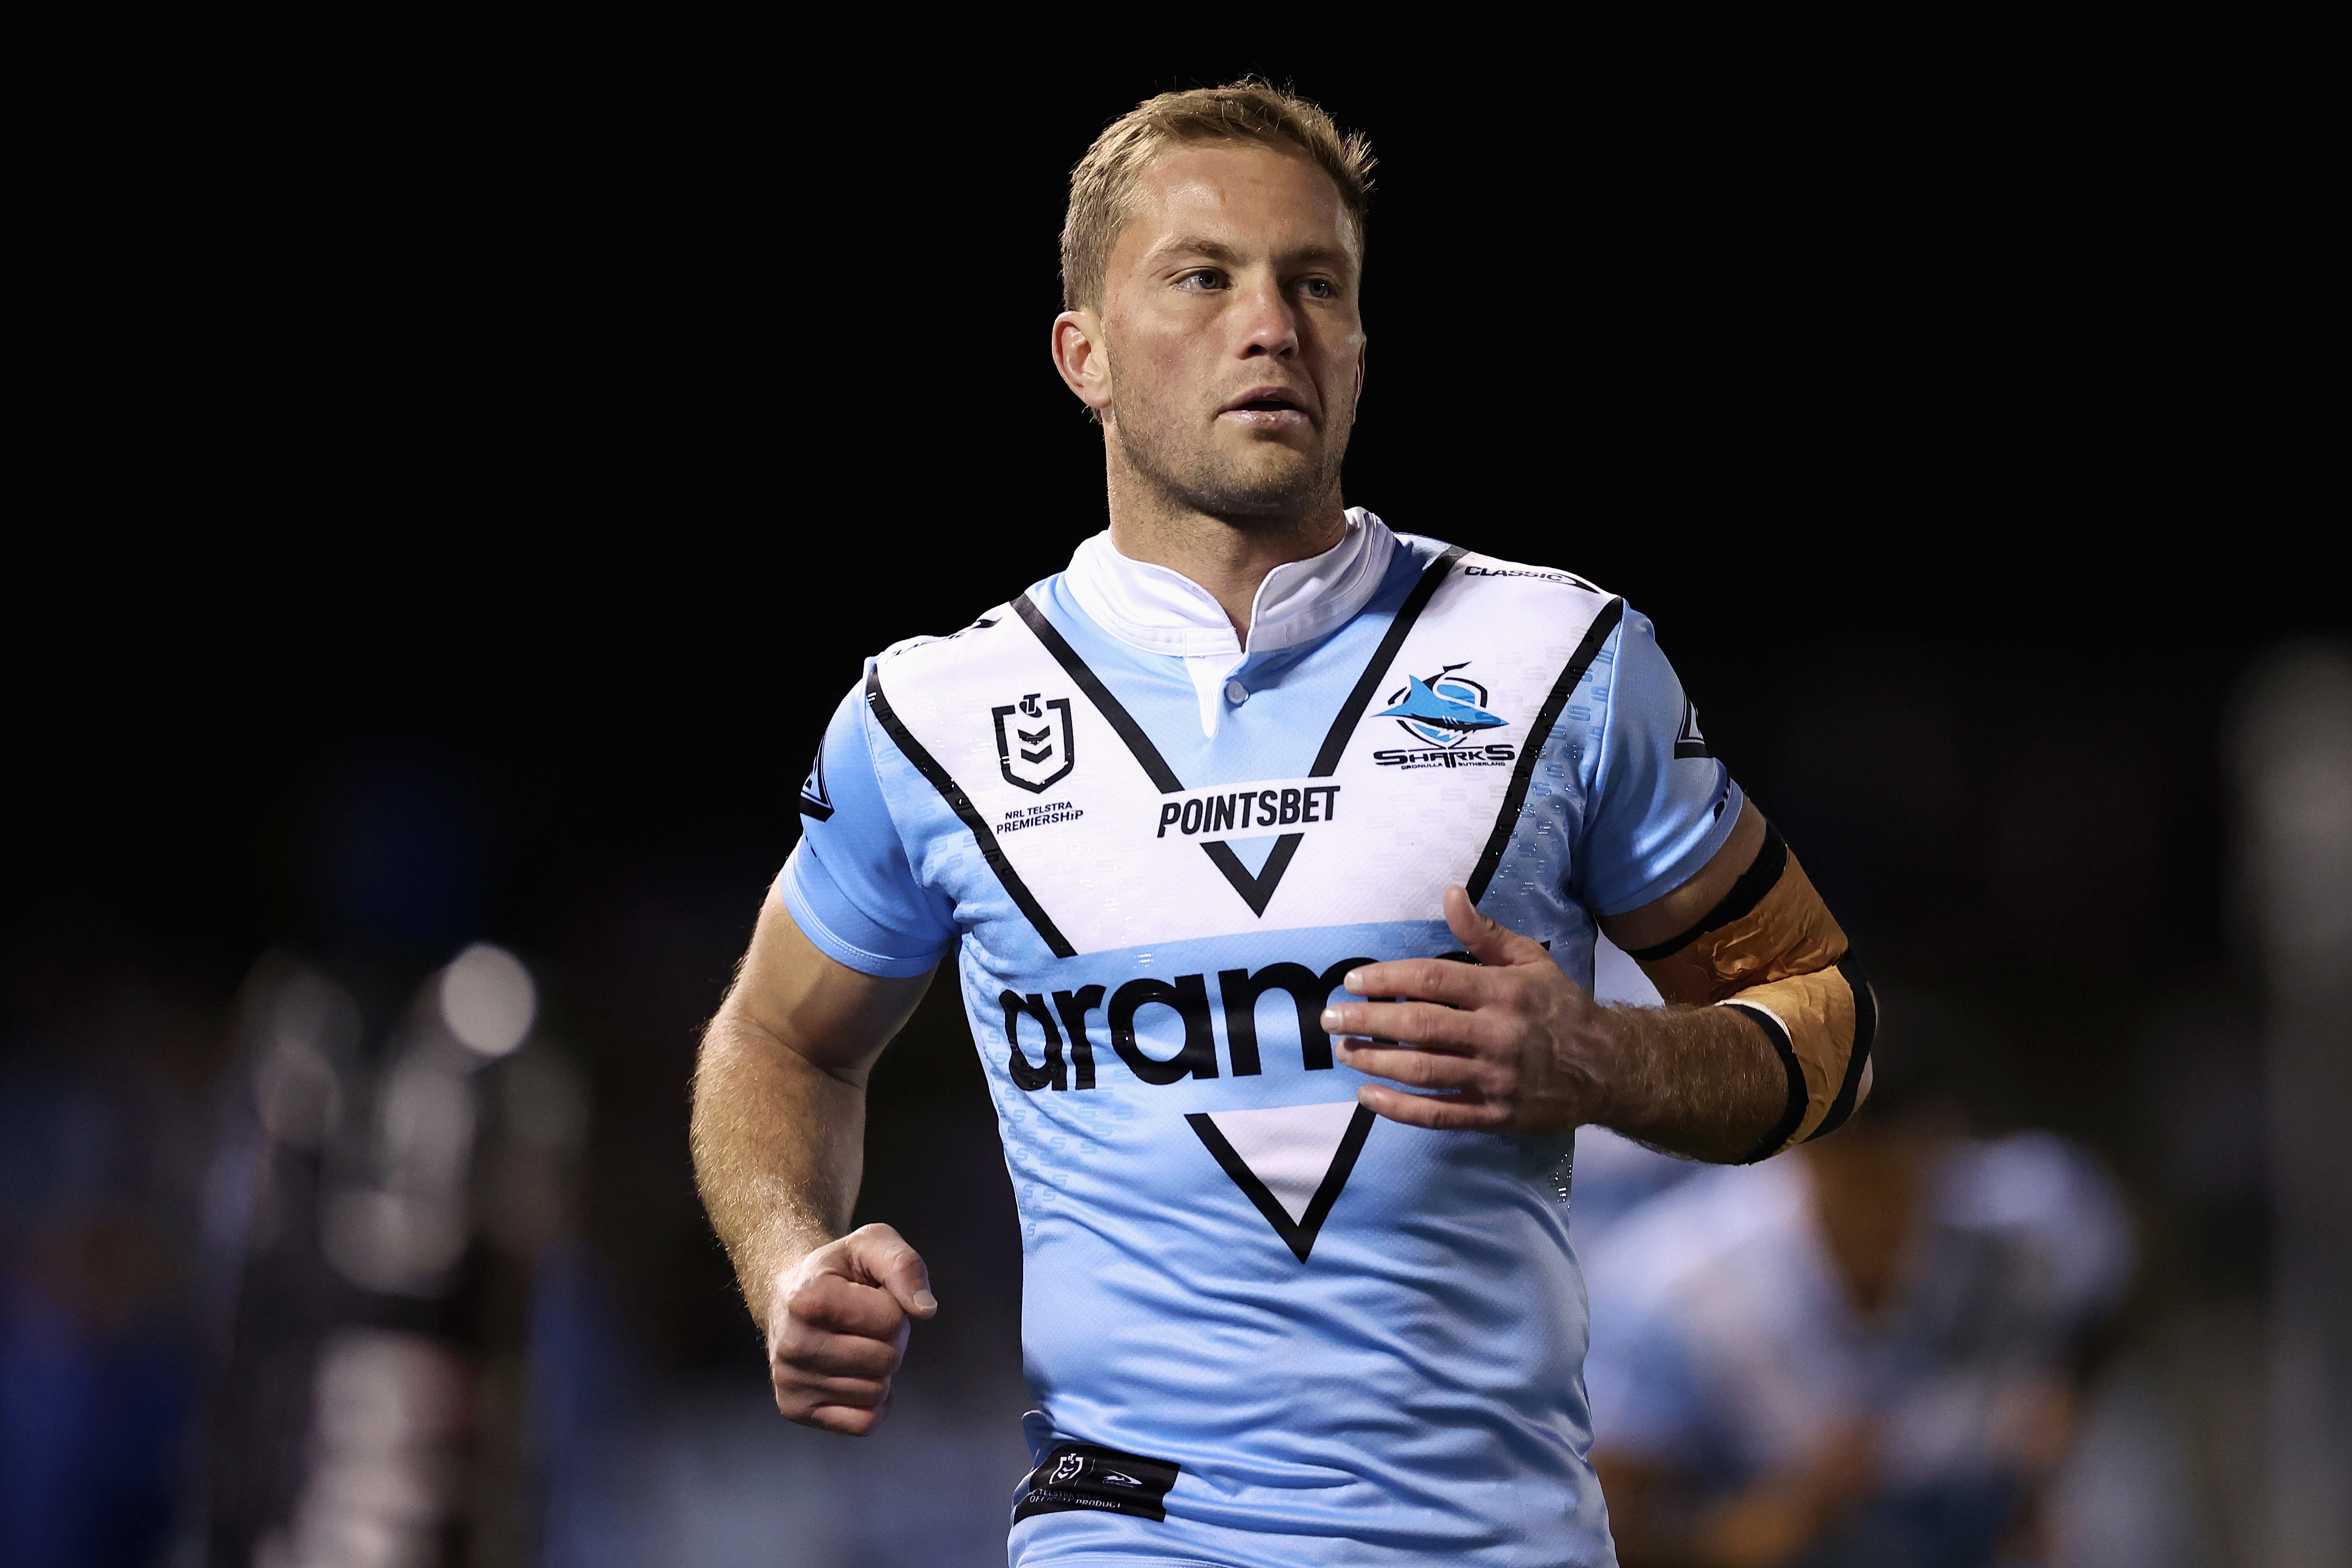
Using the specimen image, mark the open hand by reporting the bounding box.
[1321,887,1616,1135]
[768,1222,937,1436]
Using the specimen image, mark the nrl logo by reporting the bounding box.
[1375,663,1507,749]
[992,692,1075,793]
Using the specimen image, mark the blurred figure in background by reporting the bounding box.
[1584,1033,2132,1568]
[0,1041,203,1568]
[201,945,594,1568]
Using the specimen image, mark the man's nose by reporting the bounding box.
[1234,278,1299,360]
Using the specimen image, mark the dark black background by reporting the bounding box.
[13,40,2333,1378]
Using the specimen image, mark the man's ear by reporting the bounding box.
[1051,309,1114,418]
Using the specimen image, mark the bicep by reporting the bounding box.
[728,893,938,1075]
[725,672,955,1071]
[1600,798,1767,955]
[1573,610,1745,919]
[786,679,960,973]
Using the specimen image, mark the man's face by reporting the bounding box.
[1090,143,1366,522]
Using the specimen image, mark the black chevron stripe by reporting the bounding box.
[1310,547,1465,777]
[1184,1106,1375,1263]
[866,662,1076,958]
[1012,546,1466,920]
[1464,598,1625,905]
[1013,594,1183,792]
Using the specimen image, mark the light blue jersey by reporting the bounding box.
[784,515,1741,1567]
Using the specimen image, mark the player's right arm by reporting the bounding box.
[691,897,938,1435]
[691,676,961,1436]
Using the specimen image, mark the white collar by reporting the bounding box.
[1064,506,1397,658]
[1063,508,1398,738]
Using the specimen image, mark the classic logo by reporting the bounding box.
[1376,663,1507,748]
[1462,564,1602,592]
[992,692,1075,793]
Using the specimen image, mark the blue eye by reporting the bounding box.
[1181,269,1223,289]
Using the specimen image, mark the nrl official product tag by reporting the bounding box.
[1013,1442,1182,1524]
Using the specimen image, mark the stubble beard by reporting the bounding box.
[1109,379,1354,533]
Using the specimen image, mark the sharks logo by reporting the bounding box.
[1376,663,1507,748]
[993,692,1076,793]
[1041,1450,1140,1487]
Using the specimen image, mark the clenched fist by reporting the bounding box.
[767,1222,937,1436]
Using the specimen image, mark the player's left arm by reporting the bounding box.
[1331,606,1874,1162]
[1604,793,1876,1155]
[1326,796,1872,1162]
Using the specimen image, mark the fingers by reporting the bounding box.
[1357,1081,1510,1132]
[791,1371,894,1406]
[839,1223,938,1319]
[772,1311,905,1435]
[779,1380,897,1436]
[770,1225,937,1440]
[785,1267,913,1341]
[1338,891,1558,1006]
[775,1316,906,1379]
[787,1223,937,1335]
[1338,956,1495,1009]
[1336,1040,1506,1095]
[1322,998,1497,1053]
[773,1326,898,1432]
[1443,885,1551,969]
[1320,892,1581,1140]
[802,1401,891,1437]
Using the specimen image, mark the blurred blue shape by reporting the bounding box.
[535,1233,652,1568]
[1584,1129,2136,1567]
[0,1074,196,1568]
[1569,1125,1702,1245]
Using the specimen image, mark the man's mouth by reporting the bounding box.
[1220,388,1313,424]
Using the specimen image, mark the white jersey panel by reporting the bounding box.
[868,551,1620,954]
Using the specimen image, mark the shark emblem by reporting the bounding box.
[1376,664,1507,748]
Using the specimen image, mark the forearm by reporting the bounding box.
[1606,812,1877,1161]
[690,1007,868,1330]
[1594,1003,1785,1163]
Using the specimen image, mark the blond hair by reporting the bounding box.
[1060,79,1375,314]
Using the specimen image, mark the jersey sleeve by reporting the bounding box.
[1573,609,1744,916]
[778,678,959,977]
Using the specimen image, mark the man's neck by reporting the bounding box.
[1103,451,1347,641]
